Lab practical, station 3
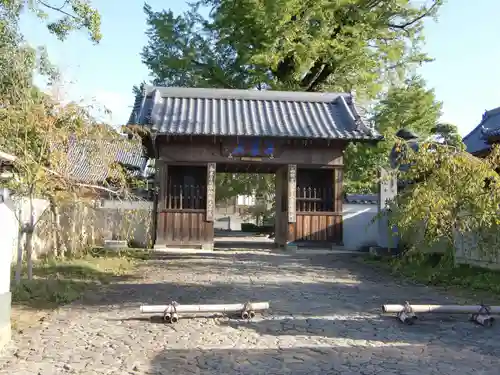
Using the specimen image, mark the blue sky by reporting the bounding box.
[19,0,499,136]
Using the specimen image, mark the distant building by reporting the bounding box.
[463,107,500,157]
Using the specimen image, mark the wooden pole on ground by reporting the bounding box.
[140,301,270,323]
[382,302,496,327]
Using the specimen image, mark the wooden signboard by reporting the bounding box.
[287,164,297,223]
[206,163,216,221]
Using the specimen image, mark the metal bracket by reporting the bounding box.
[397,301,417,325]
[241,302,255,320]
[163,301,179,323]
[470,304,494,327]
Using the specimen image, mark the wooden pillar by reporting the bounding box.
[334,167,343,245]
[333,167,343,213]
[274,166,285,246]
[154,161,168,246]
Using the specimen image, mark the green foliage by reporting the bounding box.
[1,0,102,43]
[241,222,274,233]
[0,95,143,201]
[10,252,139,331]
[142,0,442,94]
[387,142,500,262]
[1,0,101,105]
[344,76,445,193]
[366,253,500,295]
[141,0,443,195]
[241,202,275,226]
[11,254,137,308]
[432,122,464,149]
[216,173,274,202]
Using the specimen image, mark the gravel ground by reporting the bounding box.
[0,250,498,375]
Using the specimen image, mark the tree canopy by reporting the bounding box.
[388,141,500,262]
[343,76,463,193]
[1,0,101,43]
[139,0,445,198]
[0,1,149,281]
[142,0,442,96]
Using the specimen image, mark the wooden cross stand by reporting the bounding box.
[140,301,270,323]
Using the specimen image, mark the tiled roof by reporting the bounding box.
[463,107,500,154]
[128,86,382,141]
[344,194,378,205]
[61,137,148,184]
[2,140,149,186]
[481,126,500,138]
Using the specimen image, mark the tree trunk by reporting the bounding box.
[81,204,88,251]
[69,204,77,257]
[14,205,24,285]
[26,196,35,280]
[49,197,67,258]
[25,228,34,280]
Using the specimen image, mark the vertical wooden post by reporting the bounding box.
[333,167,343,213]
[206,163,216,222]
[154,161,168,246]
[333,167,344,244]
[274,167,284,246]
[287,164,297,223]
[157,162,168,211]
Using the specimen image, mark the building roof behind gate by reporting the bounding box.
[463,106,500,155]
[128,86,382,141]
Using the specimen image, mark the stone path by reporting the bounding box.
[0,250,499,375]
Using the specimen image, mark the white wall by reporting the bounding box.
[1,197,52,263]
[342,203,380,250]
[98,200,153,247]
[0,202,16,294]
[236,195,256,206]
[2,198,154,261]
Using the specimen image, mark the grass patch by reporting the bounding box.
[86,246,152,260]
[365,253,500,295]
[10,250,145,332]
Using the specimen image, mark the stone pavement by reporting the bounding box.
[0,250,499,375]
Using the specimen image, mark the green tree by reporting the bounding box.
[0,93,143,282]
[344,76,447,193]
[216,173,274,202]
[387,142,500,264]
[142,0,441,93]
[431,122,463,149]
[139,0,443,196]
[1,0,102,105]
[1,0,102,43]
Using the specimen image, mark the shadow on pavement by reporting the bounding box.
[149,345,498,375]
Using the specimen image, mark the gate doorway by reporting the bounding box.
[129,86,382,250]
[155,160,344,250]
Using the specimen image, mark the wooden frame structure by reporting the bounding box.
[129,87,382,250]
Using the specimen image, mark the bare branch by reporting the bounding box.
[38,0,76,19]
[388,1,439,31]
